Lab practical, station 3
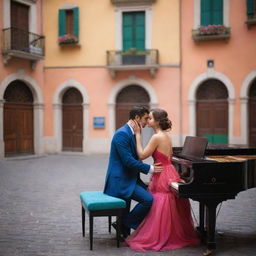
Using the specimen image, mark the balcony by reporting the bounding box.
[192,25,231,42]
[107,48,159,78]
[2,28,45,68]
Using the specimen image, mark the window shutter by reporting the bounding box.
[123,13,133,51]
[135,12,145,50]
[212,0,223,25]
[201,0,211,26]
[247,0,254,19]
[73,7,79,38]
[122,12,145,51]
[58,9,66,36]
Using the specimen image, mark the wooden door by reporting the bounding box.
[249,80,256,146]
[115,85,149,129]
[11,0,29,51]
[4,81,34,156]
[196,79,228,144]
[62,88,83,152]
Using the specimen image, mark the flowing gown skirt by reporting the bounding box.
[126,150,200,252]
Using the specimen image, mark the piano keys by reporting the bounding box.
[170,140,256,255]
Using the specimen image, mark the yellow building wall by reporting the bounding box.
[153,0,180,64]
[44,0,180,66]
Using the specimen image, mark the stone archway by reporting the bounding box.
[0,72,44,159]
[108,77,158,137]
[115,85,150,129]
[53,79,89,154]
[189,70,235,144]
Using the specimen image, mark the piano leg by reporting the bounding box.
[199,202,205,234]
[203,201,220,255]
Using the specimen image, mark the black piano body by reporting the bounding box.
[171,145,256,251]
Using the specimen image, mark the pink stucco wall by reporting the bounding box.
[181,0,256,137]
[43,67,180,138]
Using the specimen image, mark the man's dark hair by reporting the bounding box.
[129,106,149,120]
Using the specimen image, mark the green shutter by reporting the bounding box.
[122,12,145,51]
[58,9,66,36]
[201,0,211,26]
[123,13,133,51]
[73,7,79,38]
[201,0,223,26]
[204,134,228,144]
[134,12,145,50]
[247,0,254,19]
[212,0,223,25]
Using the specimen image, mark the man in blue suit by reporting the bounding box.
[104,106,162,238]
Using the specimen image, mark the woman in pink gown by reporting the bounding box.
[126,108,200,252]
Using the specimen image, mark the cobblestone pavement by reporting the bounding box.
[0,154,256,256]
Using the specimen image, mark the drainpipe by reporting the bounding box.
[179,0,183,146]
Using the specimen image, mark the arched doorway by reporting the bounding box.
[4,80,34,156]
[115,85,152,146]
[248,79,256,147]
[115,85,150,129]
[62,88,83,152]
[196,79,229,144]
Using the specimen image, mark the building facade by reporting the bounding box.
[43,0,181,155]
[1,0,256,159]
[0,0,45,159]
[181,0,256,146]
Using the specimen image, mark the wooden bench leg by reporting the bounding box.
[108,216,111,233]
[89,213,93,250]
[116,214,122,248]
[82,206,85,237]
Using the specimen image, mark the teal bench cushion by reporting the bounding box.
[80,191,126,211]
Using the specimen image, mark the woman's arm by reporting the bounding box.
[135,133,158,160]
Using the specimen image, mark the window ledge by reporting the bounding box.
[59,42,80,46]
[192,29,231,42]
[245,18,256,28]
[111,0,156,4]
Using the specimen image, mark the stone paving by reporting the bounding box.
[0,154,256,256]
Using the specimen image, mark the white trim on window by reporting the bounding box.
[3,0,37,33]
[114,5,152,50]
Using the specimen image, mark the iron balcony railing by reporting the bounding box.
[107,49,159,67]
[2,27,45,57]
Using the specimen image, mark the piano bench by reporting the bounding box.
[80,191,126,250]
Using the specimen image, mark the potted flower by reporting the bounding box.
[192,25,230,41]
[58,35,79,45]
[198,25,230,35]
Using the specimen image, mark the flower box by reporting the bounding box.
[192,25,230,42]
[58,35,79,45]
[246,17,256,28]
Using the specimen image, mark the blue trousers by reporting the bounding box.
[123,184,153,230]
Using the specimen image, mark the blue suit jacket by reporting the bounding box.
[104,124,150,199]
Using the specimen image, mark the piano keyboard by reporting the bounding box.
[206,155,256,162]
[170,182,179,190]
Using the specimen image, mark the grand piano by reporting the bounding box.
[170,136,256,255]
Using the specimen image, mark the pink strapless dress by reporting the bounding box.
[126,150,200,252]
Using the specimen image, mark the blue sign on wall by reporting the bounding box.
[93,116,105,129]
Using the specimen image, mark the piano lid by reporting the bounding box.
[176,136,208,160]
